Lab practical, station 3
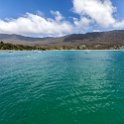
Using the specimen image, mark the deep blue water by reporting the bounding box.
[0,51,124,124]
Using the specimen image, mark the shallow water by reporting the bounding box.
[0,51,124,124]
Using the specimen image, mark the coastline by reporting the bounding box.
[1,49,124,52]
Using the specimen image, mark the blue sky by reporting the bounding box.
[0,0,124,37]
[0,0,73,19]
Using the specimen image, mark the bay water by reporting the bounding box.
[0,51,124,124]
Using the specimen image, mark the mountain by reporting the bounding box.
[1,30,124,49]
[0,34,49,42]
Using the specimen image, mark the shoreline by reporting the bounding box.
[1,49,124,52]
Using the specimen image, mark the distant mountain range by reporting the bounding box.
[1,30,124,50]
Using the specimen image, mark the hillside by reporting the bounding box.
[1,30,124,50]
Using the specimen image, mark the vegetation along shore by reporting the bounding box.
[1,30,124,50]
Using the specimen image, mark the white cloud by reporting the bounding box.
[73,17,92,33]
[50,11,64,21]
[0,12,73,37]
[0,0,124,37]
[93,29,100,32]
[73,17,91,27]
[73,0,116,27]
[72,0,124,29]
[114,21,124,28]
[0,11,93,37]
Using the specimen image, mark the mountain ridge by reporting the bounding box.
[1,30,124,50]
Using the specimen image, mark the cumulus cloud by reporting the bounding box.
[114,21,124,28]
[73,0,116,27]
[73,17,92,33]
[50,11,64,21]
[0,12,73,37]
[73,0,124,29]
[0,0,124,37]
[0,11,92,37]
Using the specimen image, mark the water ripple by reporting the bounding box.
[0,51,124,124]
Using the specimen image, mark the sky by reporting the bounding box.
[0,0,124,37]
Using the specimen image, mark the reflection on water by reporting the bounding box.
[0,51,124,124]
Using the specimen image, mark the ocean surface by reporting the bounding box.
[0,51,124,124]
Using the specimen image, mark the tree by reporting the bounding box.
[0,41,4,45]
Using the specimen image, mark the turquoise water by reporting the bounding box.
[0,51,124,124]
